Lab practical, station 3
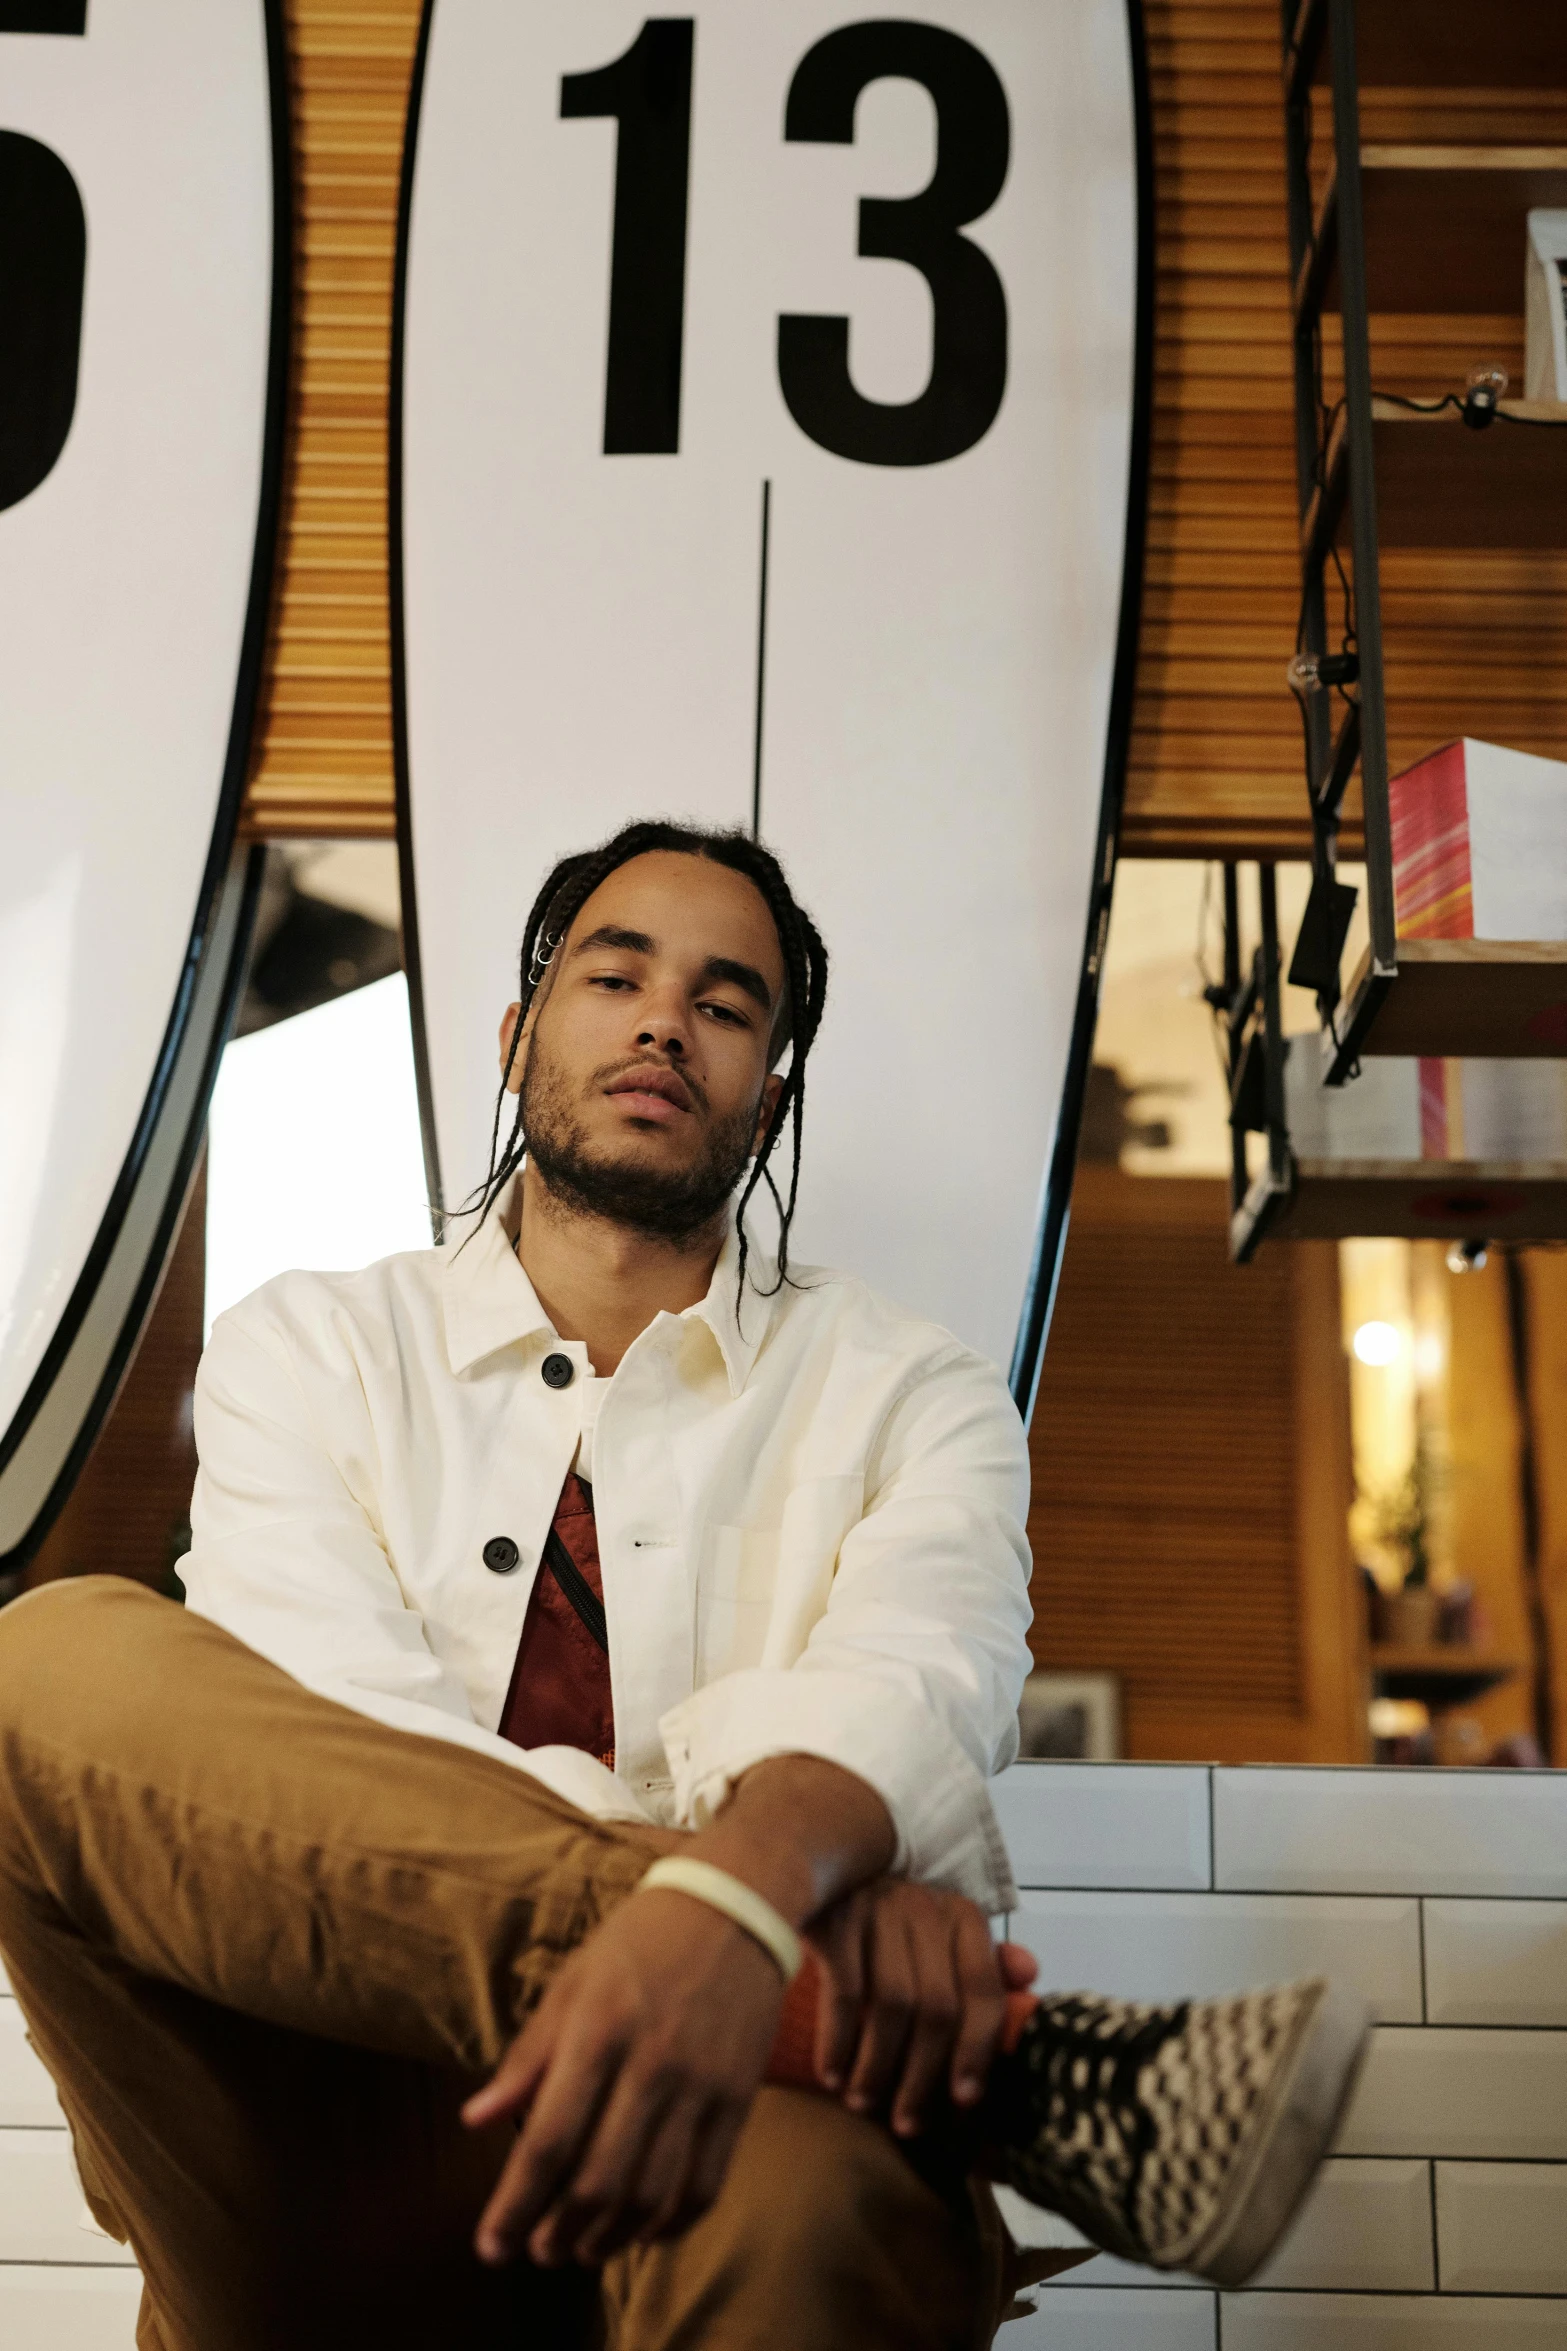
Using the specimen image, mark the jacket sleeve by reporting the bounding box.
[659,1345,1032,1911]
[184,1305,649,1826]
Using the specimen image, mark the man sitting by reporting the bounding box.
[0,822,1365,2350]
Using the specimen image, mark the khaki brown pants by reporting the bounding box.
[0,1578,1016,2350]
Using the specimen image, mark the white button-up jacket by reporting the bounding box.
[184,1197,1033,1911]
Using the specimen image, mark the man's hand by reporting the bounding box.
[462,1887,784,2269]
[460,1753,937,2267]
[809,1880,1039,2139]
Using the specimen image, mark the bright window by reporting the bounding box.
[206,975,433,1334]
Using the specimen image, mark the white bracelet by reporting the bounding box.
[638,1856,804,1985]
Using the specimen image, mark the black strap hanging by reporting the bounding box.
[543,1523,609,1653]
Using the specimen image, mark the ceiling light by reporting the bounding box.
[1352,1319,1401,1367]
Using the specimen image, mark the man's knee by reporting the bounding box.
[0,1576,167,1736]
[607,2088,998,2350]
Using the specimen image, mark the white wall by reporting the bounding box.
[205,974,434,1333]
[993,1762,1567,2346]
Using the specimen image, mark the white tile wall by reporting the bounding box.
[1437,2162,1567,2295]
[1021,2160,1434,2297]
[0,1998,64,2128]
[992,1764,1212,1892]
[1002,2284,1217,2349]
[998,1764,1567,2345]
[1009,1892,1421,2020]
[1249,2159,1434,2292]
[1213,1768,1567,1898]
[1426,1900,1567,2026]
[2,1974,143,2340]
[1219,2295,1567,2348]
[1035,2249,1205,2292]
[0,2132,133,2265]
[1336,2028,1567,2160]
[0,2268,140,2351]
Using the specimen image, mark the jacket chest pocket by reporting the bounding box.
[696,1527,781,1683]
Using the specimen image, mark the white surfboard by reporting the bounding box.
[0,0,287,1563]
[396,0,1150,1387]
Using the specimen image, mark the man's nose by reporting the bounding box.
[635,997,690,1056]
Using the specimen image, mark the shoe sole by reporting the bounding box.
[1188,1977,1372,2290]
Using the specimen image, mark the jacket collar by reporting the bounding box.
[439,1185,555,1375]
[439,1180,779,1395]
[682,1220,778,1397]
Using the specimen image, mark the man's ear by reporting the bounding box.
[752,1072,785,1155]
[497,1001,526,1094]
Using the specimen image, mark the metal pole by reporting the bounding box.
[1282,0,1340,998]
[1327,0,1395,974]
[1224,864,1247,1211]
[1259,864,1291,1193]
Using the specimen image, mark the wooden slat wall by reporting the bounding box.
[26,1168,206,1596]
[1131,4,1304,857]
[244,0,422,840]
[240,0,1567,857]
[1027,1168,1367,1761]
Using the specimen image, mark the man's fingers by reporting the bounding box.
[811,1903,868,2093]
[477,2122,572,2268]
[474,2018,619,2264]
[530,2062,675,2268]
[949,1908,1008,2108]
[889,1906,966,2136]
[845,1910,916,2115]
[889,1995,957,2137]
[462,2009,551,2130]
[998,1939,1040,1992]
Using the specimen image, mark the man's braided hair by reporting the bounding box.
[471,819,828,1299]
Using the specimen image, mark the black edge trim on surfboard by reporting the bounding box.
[1008,0,1155,1423]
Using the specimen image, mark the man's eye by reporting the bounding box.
[590,973,635,990]
[702,1002,747,1026]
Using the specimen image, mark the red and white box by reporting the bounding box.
[1285,1040,1567,1163]
[1390,738,1567,942]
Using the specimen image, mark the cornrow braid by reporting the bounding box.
[463,820,828,1306]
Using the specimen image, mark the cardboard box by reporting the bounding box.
[1390,739,1567,943]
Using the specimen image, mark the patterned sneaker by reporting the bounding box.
[985,1978,1370,2288]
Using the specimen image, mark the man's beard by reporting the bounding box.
[519,1043,758,1243]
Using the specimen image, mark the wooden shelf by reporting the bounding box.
[1370,1646,1521,1709]
[1362,148,1567,313]
[1349,938,1567,1056]
[1296,149,1567,324]
[1260,1159,1567,1244]
[1307,400,1567,555]
[1310,0,1567,93]
[1267,2,1567,1241]
[1369,399,1567,548]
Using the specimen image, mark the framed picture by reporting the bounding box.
[1017,1671,1122,1761]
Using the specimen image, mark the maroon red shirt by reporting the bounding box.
[498,1472,614,1767]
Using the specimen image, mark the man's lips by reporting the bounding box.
[604,1066,694,1121]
